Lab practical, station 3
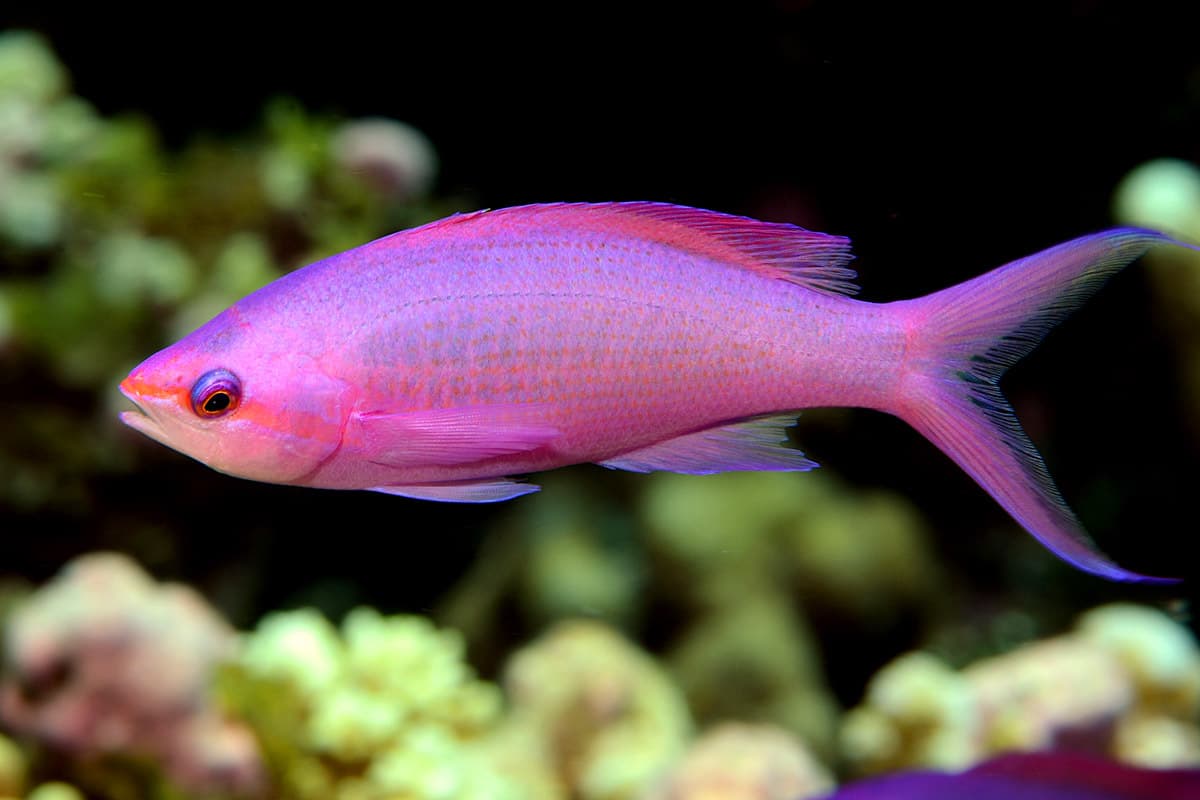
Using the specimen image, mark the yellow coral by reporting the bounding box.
[1115,714,1200,768]
[1076,604,1200,719]
[0,734,25,798]
[229,607,515,800]
[645,723,834,800]
[841,603,1200,775]
[240,607,341,695]
[1113,158,1200,237]
[965,636,1132,753]
[840,651,979,774]
[24,784,83,800]
[1077,603,1200,768]
[502,620,692,800]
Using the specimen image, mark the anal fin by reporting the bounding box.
[599,413,816,475]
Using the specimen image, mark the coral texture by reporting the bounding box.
[0,553,264,796]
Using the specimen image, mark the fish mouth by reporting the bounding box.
[118,379,168,443]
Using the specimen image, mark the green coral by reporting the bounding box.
[223,608,519,800]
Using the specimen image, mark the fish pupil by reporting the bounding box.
[204,392,231,413]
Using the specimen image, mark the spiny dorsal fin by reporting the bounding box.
[408,202,859,296]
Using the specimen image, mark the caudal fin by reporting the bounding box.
[895,228,1188,582]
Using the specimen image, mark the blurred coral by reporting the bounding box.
[520,526,642,627]
[965,637,1131,753]
[0,733,26,797]
[1113,158,1200,237]
[636,471,939,757]
[644,722,834,800]
[332,117,438,202]
[638,471,943,624]
[1077,603,1200,767]
[0,31,73,250]
[667,587,839,760]
[0,31,447,526]
[0,31,67,104]
[1077,603,1200,719]
[500,620,693,800]
[0,552,265,797]
[1112,157,1200,437]
[839,651,978,774]
[23,783,84,800]
[223,606,523,800]
[438,469,938,767]
[840,603,1200,776]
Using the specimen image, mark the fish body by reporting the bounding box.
[120,203,1188,580]
[826,752,1200,800]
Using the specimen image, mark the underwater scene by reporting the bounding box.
[2,7,1200,799]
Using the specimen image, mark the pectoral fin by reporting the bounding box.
[369,478,540,503]
[353,404,561,468]
[599,413,816,474]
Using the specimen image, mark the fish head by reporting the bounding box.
[118,309,352,485]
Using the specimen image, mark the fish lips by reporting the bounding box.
[118,378,171,446]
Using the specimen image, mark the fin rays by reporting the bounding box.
[899,228,1181,582]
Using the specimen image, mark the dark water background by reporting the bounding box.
[3,3,1199,698]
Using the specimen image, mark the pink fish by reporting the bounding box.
[119,203,1190,581]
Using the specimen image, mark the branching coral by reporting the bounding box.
[223,607,524,800]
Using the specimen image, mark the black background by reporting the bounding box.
[4,3,1199,650]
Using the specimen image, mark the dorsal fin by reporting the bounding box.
[405,202,859,296]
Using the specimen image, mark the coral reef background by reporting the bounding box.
[1,4,1200,798]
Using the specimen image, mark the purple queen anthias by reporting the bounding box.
[119,203,1195,580]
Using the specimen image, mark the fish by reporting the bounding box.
[118,202,1192,581]
[824,751,1200,800]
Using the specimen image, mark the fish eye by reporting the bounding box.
[190,369,241,418]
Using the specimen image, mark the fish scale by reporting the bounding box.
[342,240,891,443]
[119,202,1194,581]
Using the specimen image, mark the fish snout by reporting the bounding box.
[117,369,172,441]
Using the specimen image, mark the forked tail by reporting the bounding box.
[895,228,1189,582]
